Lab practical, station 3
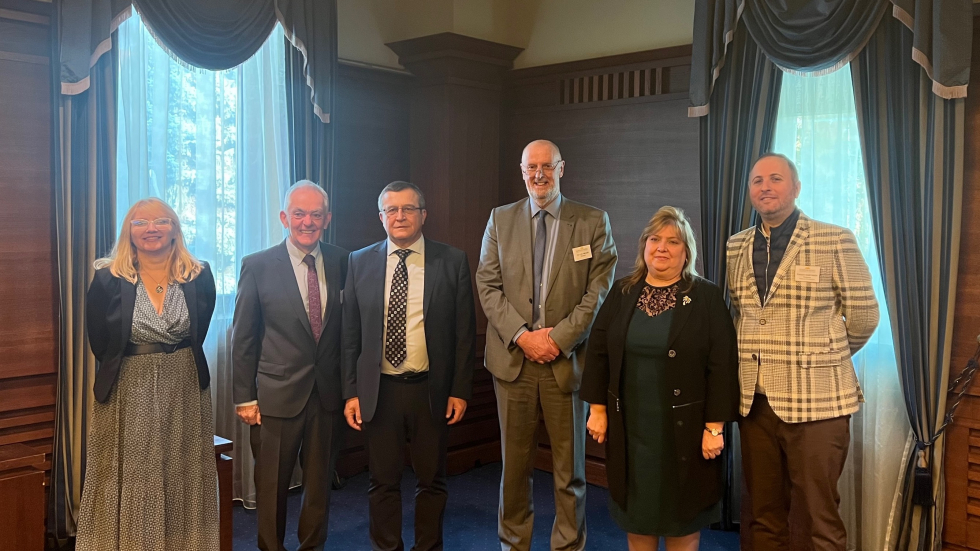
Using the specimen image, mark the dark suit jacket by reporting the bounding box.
[580,276,739,518]
[342,238,476,424]
[233,241,348,418]
[86,262,216,403]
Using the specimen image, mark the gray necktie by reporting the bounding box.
[385,249,412,367]
[532,211,547,329]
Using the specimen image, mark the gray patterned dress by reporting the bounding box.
[76,280,219,551]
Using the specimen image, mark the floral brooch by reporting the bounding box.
[682,296,692,305]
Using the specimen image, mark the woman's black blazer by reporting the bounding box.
[86,262,216,403]
[580,275,739,518]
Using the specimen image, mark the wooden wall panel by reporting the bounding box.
[0,1,56,485]
[332,62,413,253]
[943,14,980,550]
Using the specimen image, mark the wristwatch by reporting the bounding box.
[704,426,723,437]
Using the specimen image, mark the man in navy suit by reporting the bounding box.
[342,181,477,551]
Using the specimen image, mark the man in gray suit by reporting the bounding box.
[477,140,617,550]
[233,181,348,551]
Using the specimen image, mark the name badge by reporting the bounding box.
[572,245,592,262]
[794,265,821,283]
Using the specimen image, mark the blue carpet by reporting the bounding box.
[233,462,740,550]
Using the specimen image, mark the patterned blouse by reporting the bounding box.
[635,282,678,317]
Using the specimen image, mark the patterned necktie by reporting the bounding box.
[385,249,412,367]
[532,211,547,329]
[302,255,322,342]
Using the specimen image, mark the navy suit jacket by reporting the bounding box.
[342,238,476,424]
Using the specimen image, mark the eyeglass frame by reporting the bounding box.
[130,217,173,228]
[520,159,564,176]
[380,205,424,217]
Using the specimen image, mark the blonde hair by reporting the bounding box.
[94,198,202,284]
[623,206,699,294]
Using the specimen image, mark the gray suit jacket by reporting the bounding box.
[476,196,617,392]
[232,240,349,419]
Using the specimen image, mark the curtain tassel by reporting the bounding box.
[911,444,934,507]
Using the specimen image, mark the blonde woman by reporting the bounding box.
[581,206,738,551]
[76,198,218,551]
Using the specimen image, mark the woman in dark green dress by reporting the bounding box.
[581,206,738,551]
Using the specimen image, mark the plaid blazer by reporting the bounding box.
[726,213,879,423]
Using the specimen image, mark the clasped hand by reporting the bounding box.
[517,328,560,364]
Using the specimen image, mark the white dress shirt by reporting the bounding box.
[237,240,328,408]
[382,235,429,375]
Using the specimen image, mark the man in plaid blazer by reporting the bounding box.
[727,153,879,551]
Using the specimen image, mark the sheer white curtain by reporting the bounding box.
[116,12,291,507]
[771,68,910,551]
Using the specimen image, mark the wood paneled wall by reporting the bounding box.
[0,0,56,479]
[501,46,697,483]
[942,14,980,551]
[332,62,412,253]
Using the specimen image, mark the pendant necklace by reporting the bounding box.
[141,271,167,294]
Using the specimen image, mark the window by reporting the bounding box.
[772,68,906,550]
[115,12,290,295]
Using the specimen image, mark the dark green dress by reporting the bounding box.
[608,283,721,536]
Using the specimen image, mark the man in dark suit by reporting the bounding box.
[342,181,476,551]
[233,180,348,551]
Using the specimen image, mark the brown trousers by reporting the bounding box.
[739,395,851,551]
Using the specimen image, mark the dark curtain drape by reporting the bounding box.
[277,0,338,123]
[689,0,972,115]
[742,0,888,74]
[61,0,337,120]
[48,38,118,539]
[130,0,277,70]
[851,15,966,551]
[697,20,782,528]
[284,9,337,241]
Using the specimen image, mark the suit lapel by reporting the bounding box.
[276,241,314,341]
[517,200,532,286]
[766,216,810,304]
[609,283,644,395]
[737,231,760,307]
[120,278,136,347]
[666,281,697,348]
[547,204,575,292]
[372,241,388,321]
[182,276,198,343]
[319,248,339,343]
[423,240,437,318]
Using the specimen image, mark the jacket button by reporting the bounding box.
[668,349,676,358]
[760,318,767,325]
[751,353,758,361]
[680,456,687,462]
[677,420,683,426]
[673,389,681,396]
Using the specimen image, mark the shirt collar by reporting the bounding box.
[530,194,562,220]
[285,238,321,267]
[387,235,425,257]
